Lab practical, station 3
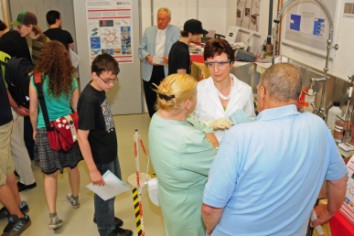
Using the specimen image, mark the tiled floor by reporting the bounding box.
[0,114,166,236]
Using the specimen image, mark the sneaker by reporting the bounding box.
[66,193,80,208]
[18,202,29,214]
[93,216,123,228]
[48,215,63,230]
[110,227,133,236]
[0,201,29,220]
[2,214,31,236]
[0,207,8,220]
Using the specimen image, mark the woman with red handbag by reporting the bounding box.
[29,41,82,231]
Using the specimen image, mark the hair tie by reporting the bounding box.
[158,93,175,101]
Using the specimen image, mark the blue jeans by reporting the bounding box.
[94,157,122,236]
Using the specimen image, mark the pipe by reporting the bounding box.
[272,0,336,119]
[267,0,274,44]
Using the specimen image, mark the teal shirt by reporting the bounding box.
[149,114,216,236]
[31,75,78,128]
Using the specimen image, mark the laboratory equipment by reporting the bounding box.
[303,87,316,113]
[327,101,342,131]
[343,75,354,121]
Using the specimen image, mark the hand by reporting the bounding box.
[206,118,233,130]
[32,130,37,141]
[90,169,105,186]
[163,56,168,65]
[146,55,154,65]
[186,116,213,133]
[311,204,334,227]
[15,106,29,117]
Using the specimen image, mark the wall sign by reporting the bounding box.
[86,0,134,63]
[282,0,339,56]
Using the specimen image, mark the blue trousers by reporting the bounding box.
[94,157,122,236]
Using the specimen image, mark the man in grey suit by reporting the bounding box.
[138,7,180,117]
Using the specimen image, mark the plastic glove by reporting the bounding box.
[205,118,233,130]
[228,110,252,125]
[186,116,214,133]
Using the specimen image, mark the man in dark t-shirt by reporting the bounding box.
[168,41,190,75]
[0,20,37,190]
[77,53,132,236]
[44,10,74,51]
[0,28,31,61]
[168,19,208,75]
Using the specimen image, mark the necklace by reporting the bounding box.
[216,90,230,100]
[215,76,233,101]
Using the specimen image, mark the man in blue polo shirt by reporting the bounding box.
[202,63,347,236]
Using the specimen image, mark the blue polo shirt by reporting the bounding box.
[203,105,347,235]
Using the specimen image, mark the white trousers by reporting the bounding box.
[11,110,35,185]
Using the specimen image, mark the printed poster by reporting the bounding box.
[283,0,338,55]
[236,0,260,32]
[86,0,133,63]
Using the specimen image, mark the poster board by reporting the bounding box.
[74,0,142,114]
[281,0,339,57]
[236,0,261,32]
[86,0,134,63]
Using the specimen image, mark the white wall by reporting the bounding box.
[198,0,227,36]
[0,1,3,20]
[141,0,227,36]
[332,4,354,80]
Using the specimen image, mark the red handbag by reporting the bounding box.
[47,112,79,151]
[34,72,79,152]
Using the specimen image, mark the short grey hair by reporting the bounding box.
[157,7,171,18]
[260,63,302,102]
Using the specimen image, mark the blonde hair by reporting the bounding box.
[155,73,197,111]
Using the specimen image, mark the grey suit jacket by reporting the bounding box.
[138,24,180,81]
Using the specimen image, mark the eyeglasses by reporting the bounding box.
[205,60,230,68]
[98,75,118,85]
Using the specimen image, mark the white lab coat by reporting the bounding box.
[194,74,255,142]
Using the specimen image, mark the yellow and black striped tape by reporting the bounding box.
[132,188,144,236]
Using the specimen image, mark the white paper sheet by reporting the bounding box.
[69,48,80,68]
[86,170,130,201]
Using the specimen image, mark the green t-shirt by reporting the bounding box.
[31,74,78,128]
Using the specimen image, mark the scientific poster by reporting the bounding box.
[86,0,133,63]
[283,0,338,55]
[236,0,260,32]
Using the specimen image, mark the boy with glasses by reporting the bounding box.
[77,53,132,236]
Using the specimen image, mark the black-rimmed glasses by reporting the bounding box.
[98,75,118,85]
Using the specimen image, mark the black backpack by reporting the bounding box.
[0,51,34,108]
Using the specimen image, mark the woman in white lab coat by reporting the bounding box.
[194,38,255,142]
